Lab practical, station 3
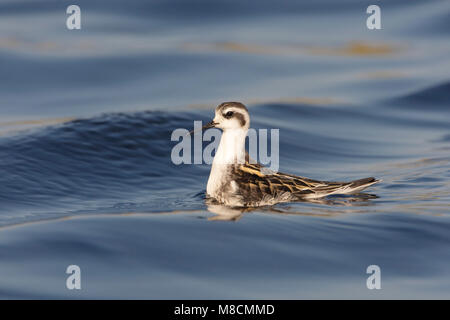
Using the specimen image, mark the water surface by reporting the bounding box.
[0,0,449,299]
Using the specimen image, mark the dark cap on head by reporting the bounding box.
[216,102,248,113]
[215,102,249,128]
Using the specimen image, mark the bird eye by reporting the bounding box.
[224,111,234,118]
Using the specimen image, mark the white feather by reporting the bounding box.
[206,128,247,197]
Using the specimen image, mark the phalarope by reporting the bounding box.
[197,102,379,207]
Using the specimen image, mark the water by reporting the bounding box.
[0,0,449,299]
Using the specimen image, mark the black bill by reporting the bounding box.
[188,120,217,135]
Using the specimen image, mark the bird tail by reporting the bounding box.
[344,177,380,194]
[297,176,381,199]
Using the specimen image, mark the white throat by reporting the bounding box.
[214,128,247,165]
[207,128,247,197]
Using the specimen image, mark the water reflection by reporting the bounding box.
[206,193,379,221]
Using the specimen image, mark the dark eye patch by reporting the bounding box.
[224,111,234,118]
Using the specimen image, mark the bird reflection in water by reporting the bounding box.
[205,193,379,221]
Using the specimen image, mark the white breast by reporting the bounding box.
[206,163,226,196]
[206,128,247,198]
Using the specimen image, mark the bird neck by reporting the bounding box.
[214,128,247,165]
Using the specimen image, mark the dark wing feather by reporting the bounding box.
[233,160,377,199]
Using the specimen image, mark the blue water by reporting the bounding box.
[0,0,449,299]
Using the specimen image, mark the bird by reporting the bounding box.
[197,102,379,207]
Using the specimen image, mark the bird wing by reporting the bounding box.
[233,161,377,199]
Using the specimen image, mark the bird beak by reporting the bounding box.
[202,120,217,130]
[188,120,217,135]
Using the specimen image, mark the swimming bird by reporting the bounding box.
[198,102,379,207]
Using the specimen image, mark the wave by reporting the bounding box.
[388,81,450,109]
[0,111,209,219]
[0,95,448,225]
